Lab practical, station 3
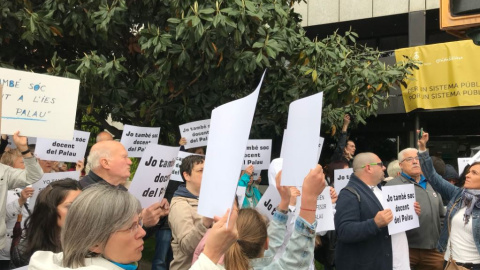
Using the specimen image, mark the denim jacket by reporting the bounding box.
[250,211,317,270]
[419,151,480,253]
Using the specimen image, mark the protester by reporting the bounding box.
[168,155,213,270]
[419,131,480,269]
[0,149,33,269]
[324,160,349,186]
[10,179,81,268]
[335,152,421,270]
[80,140,169,228]
[96,131,114,142]
[224,164,325,269]
[385,160,401,183]
[335,153,393,269]
[28,184,142,269]
[238,164,262,208]
[179,137,205,155]
[385,147,444,270]
[331,114,355,168]
[0,131,43,256]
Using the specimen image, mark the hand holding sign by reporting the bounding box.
[417,129,429,151]
[13,131,29,153]
[142,198,170,227]
[301,165,327,224]
[374,209,393,228]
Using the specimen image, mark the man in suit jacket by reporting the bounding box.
[334,152,393,270]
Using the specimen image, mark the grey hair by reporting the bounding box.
[398,148,418,161]
[86,145,111,171]
[61,184,141,267]
[352,152,377,171]
[387,160,401,177]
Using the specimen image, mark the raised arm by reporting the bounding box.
[418,130,458,201]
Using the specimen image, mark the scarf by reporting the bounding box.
[245,185,259,207]
[461,189,480,225]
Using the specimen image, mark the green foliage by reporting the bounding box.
[0,0,417,142]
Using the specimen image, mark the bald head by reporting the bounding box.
[87,141,132,186]
[353,152,385,185]
[96,131,113,142]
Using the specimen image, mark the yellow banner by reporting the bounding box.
[395,40,480,112]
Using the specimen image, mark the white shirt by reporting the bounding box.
[444,206,480,263]
[370,186,410,270]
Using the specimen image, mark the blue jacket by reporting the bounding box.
[238,173,262,208]
[250,211,316,269]
[419,151,480,254]
[334,173,392,270]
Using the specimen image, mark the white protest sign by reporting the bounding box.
[317,136,325,161]
[34,130,90,162]
[281,92,323,186]
[170,151,202,182]
[458,158,470,175]
[316,187,335,233]
[11,266,28,270]
[30,171,80,208]
[468,150,480,165]
[120,125,160,157]
[198,71,265,218]
[236,186,246,208]
[382,184,419,235]
[333,168,353,192]
[179,119,210,149]
[128,144,179,208]
[256,186,281,220]
[0,68,79,140]
[242,139,272,170]
[7,135,36,149]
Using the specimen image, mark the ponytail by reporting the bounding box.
[224,208,268,270]
[225,241,250,270]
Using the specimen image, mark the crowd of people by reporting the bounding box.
[0,114,479,270]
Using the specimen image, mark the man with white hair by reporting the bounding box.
[80,140,169,227]
[385,148,444,270]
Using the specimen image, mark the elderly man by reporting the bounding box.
[335,152,392,269]
[0,132,43,249]
[80,140,168,227]
[96,131,113,142]
[385,147,444,270]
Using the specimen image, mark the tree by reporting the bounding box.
[0,0,417,144]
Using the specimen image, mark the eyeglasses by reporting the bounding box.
[361,162,384,168]
[116,214,143,235]
[400,156,419,163]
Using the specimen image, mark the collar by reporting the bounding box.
[401,172,427,189]
[109,261,138,270]
[85,171,128,191]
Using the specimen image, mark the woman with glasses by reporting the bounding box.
[418,131,480,270]
[28,184,143,269]
[10,179,82,268]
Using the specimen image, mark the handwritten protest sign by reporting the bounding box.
[0,67,80,140]
[316,187,335,233]
[236,186,246,208]
[256,186,281,220]
[317,136,325,161]
[179,119,210,149]
[170,151,202,182]
[34,130,90,162]
[30,171,80,208]
[128,144,179,208]
[458,158,470,175]
[7,135,36,149]
[281,92,323,186]
[198,71,265,218]
[333,168,353,192]
[242,139,272,170]
[120,125,160,157]
[382,184,419,235]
